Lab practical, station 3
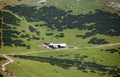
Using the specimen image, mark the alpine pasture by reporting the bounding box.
[0,0,120,77]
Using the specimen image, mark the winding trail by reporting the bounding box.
[1,42,120,77]
[2,54,14,71]
[1,54,15,77]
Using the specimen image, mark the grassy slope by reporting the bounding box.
[0,0,120,53]
[0,0,120,77]
[7,46,120,77]
[0,0,119,59]
[7,59,107,77]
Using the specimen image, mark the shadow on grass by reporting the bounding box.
[29,26,40,35]
[101,48,120,54]
[0,74,3,77]
[13,55,120,77]
[0,57,6,61]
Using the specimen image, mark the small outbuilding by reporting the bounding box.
[44,43,67,49]
[40,0,46,4]
[49,43,67,49]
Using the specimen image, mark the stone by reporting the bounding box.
[106,2,120,11]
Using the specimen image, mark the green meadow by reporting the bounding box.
[7,46,120,77]
[0,0,120,77]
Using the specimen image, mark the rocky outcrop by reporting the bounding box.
[106,2,120,11]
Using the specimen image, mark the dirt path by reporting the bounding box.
[80,43,120,49]
[1,42,120,77]
[18,43,120,55]
[1,54,16,77]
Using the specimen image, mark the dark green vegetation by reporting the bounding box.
[0,11,29,48]
[4,5,120,36]
[0,0,120,77]
[8,46,120,77]
[1,4,120,50]
[101,46,120,54]
[0,73,3,77]
[13,55,120,77]
[0,0,120,51]
[88,37,109,44]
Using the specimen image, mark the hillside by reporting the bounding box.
[0,0,120,77]
[0,0,120,52]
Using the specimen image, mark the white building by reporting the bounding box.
[49,43,67,49]
[40,0,46,4]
